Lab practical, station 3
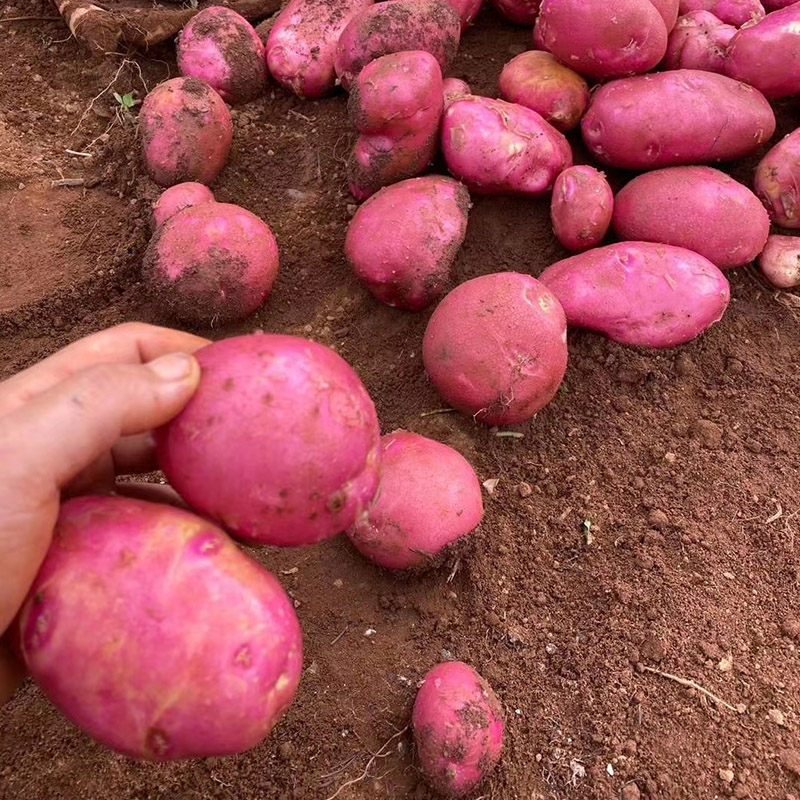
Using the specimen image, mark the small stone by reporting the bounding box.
[364,628,377,638]
[734,746,752,760]
[621,784,641,800]
[333,579,343,588]
[769,708,786,726]
[346,204,358,217]
[648,510,669,529]
[781,750,800,776]
[279,741,294,759]
[482,478,499,495]
[545,643,557,655]
[664,452,677,464]
[718,654,733,672]
[517,481,533,498]
[719,768,735,784]
[641,633,666,663]
[727,358,744,374]
[744,439,762,454]
[693,419,723,449]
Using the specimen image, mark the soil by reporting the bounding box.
[2,3,800,800]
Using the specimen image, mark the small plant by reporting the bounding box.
[113,92,140,112]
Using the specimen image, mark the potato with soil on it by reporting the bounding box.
[550,166,613,253]
[754,128,800,229]
[441,96,572,196]
[663,11,737,73]
[347,431,483,570]
[17,496,303,760]
[498,51,588,132]
[143,202,279,326]
[151,182,215,231]
[413,661,504,797]
[678,0,764,25]
[581,70,775,170]
[139,77,233,187]
[491,0,541,24]
[177,7,266,105]
[422,272,568,425]
[539,242,731,348]
[334,0,461,90]
[345,175,470,310]
[443,77,471,107]
[266,0,374,99]
[758,235,800,288]
[347,51,444,200]
[157,333,381,548]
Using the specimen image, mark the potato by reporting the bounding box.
[347,51,443,200]
[345,176,470,310]
[157,334,381,547]
[758,235,800,288]
[491,0,541,24]
[444,0,485,28]
[267,0,373,99]
[650,0,680,29]
[143,202,279,326]
[534,0,668,81]
[177,7,266,104]
[347,431,483,570]
[441,96,572,196]
[443,77,471,107]
[763,0,797,8]
[678,0,764,25]
[334,0,461,91]
[151,182,215,231]
[17,496,302,760]
[539,242,731,347]
[139,77,233,188]
[551,166,613,253]
[664,11,737,73]
[754,129,800,229]
[725,4,800,100]
[422,272,568,425]
[581,70,775,170]
[413,661,504,797]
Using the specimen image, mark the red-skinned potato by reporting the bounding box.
[678,0,764,25]
[441,0,485,28]
[345,176,470,310]
[539,242,731,348]
[443,77,471,107]
[581,70,775,170]
[758,235,800,289]
[755,129,800,229]
[551,166,613,253]
[334,0,461,91]
[347,431,483,570]
[613,167,769,269]
[651,0,680,29]
[347,51,444,200]
[441,96,572,196]
[664,11,737,73]
[139,77,233,187]
[422,272,568,425]
[498,51,588,132]
[491,0,541,24]
[151,182,215,231]
[534,0,668,81]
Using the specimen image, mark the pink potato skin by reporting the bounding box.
[581,70,775,170]
[491,0,541,24]
[498,51,589,132]
[441,96,572,196]
[651,0,681,29]
[763,0,798,8]
[443,77,471,107]
[143,202,279,326]
[550,166,613,253]
[139,77,233,187]
[758,235,800,288]
[725,4,800,100]
[151,182,215,231]
[345,176,470,310]
[678,0,764,25]
[157,334,381,548]
[177,7,266,104]
[347,51,444,201]
[422,272,568,425]
[412,661,504,797]
[754,129,800,229]
[347,432,484,570]
[267,0,374,99]
[440,0,484,29]
[534,0,668,81]
[334,0,461,91]
[17,496,302,760]
[539,242,731,348]
[664,11,737,73]
[613,166,769,269]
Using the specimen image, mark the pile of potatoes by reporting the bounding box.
[15,0,800,796]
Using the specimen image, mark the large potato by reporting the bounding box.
[754,129,800,229]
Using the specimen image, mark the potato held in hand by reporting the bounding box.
[17,496,302,760]
[151,182,215,231]
[157,334,381,547]
[664,11,737,73]
[345,176,470,310]
[539,242,731,348]
[550,166,613,253]
[347,432,483,570]
[755,129,800,229]
[758,235,800,289]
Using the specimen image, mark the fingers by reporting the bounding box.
[114,482,187,509]
[112,433,159,476]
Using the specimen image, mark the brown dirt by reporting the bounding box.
[2,3,800,800]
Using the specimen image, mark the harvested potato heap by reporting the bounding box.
[17,0,800,795]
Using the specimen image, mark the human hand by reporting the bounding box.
[0,322,209,704]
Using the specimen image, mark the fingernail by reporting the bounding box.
[146,353,196,382]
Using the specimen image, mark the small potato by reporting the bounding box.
[347,431,483,570]
[345,176,470,310]
[758,235,800,288]
[650,0,680,29]
[139,77,233,187]
[413,661,504,798]
[551,166,613,253]
[539,242,731,348]
[613,167,769,269]
[678,0,764,25]
[443,77,471,107]
[177,7,266,104]
[754,129,800,229]
[422,272,568,425]
[534,0,668,81]
[664,11,737,73]
[441,96,572,196]
[491,0,541,24]
[498,51,588,132]
[581,70,775,170]
[151,183,215,231]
